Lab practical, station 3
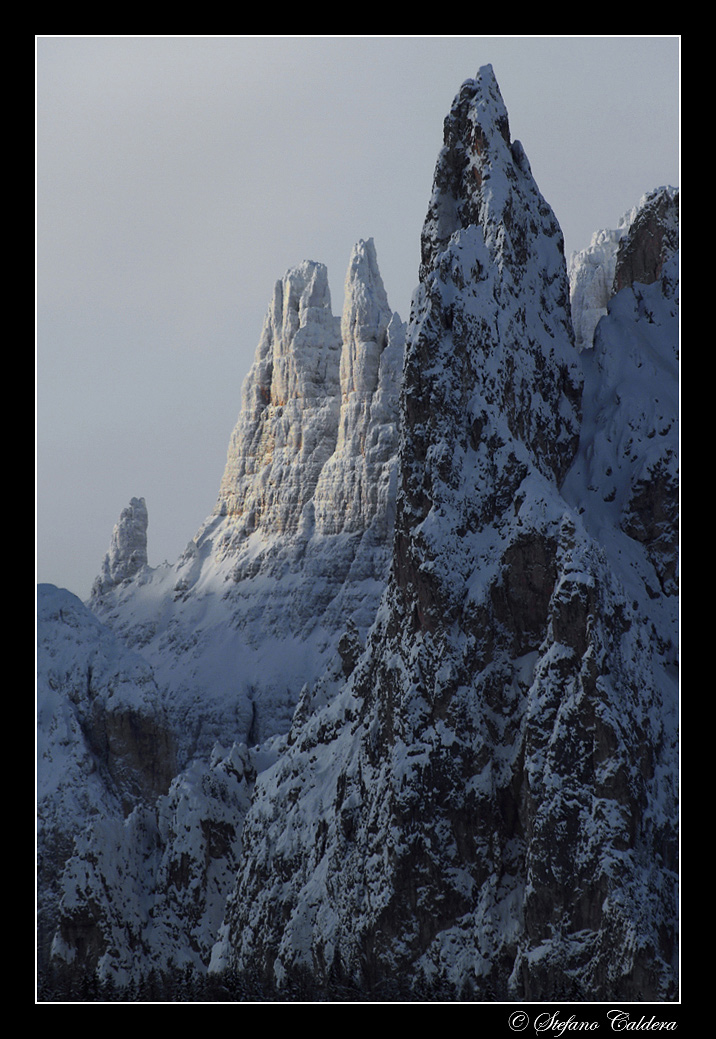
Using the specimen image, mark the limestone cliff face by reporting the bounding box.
[213,260,343,542]
[214,67,678,1002]
[207,238,403,599]
[89,240,404,757]
[312,239,402,544]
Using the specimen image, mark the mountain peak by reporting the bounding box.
[91,496,148,597]
[212,259,342,536]
[257,258,341,409]
[419,64,543,283]
[399,69,581,632]
[87,239,403,754]
[613,185,679,294]
[340,237,394,398]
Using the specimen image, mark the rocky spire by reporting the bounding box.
[396,63,582,634]
[91,496,148,597]
[205,242,404,585]
[184,233,403,573]
[419,63,515,279]
[313,238,403,540]
[213,242,403,552]
[339,237,393,396]
[213,260,343,543]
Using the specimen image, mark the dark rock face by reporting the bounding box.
[621,454,679,596]
[80,698,178,816]
[215,66,678,1002]
[613,187,679,294]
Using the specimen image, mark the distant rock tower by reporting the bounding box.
[91,496,148,597]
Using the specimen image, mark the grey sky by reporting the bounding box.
[36,36,680,600]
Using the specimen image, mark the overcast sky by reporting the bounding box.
[36,35,680,600]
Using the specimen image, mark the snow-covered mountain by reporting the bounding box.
[37,65,678,1002]
[38,236,405,992]
[87,238,404,764]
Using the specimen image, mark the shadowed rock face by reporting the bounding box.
[216,66,678,1002]
[80,698,178,816]
[613,187,679,294]
[37,585,178,975]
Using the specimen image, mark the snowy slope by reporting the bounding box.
[37,584,177,971]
